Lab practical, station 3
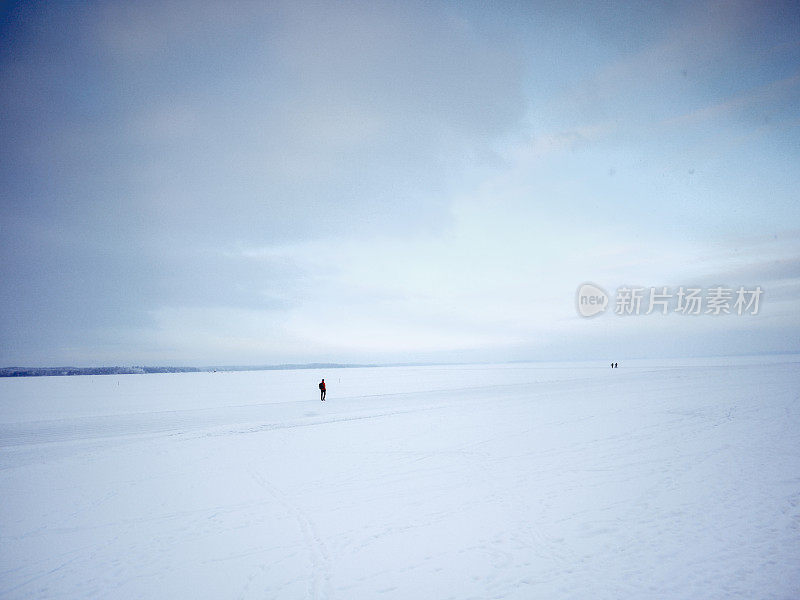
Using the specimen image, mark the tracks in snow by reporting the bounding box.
[249,468,333,600]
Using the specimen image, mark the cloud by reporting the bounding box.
[91,0,527,244]
[1,1,798,365]
[0,1,530,364]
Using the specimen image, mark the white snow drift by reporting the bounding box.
[1,357,799,599]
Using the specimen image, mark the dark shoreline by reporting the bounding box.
[0,363,373,378]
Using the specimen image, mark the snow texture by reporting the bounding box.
[1,357,799,599]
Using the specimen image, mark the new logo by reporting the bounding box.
[576,283,609,317]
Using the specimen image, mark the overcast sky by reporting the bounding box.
[1,0,798,367]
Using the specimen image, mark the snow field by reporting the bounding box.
[1,359,799,599]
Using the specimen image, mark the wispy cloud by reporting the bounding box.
[663,72,800,128]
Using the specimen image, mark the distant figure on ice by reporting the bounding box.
[319,379,326,401]
[614,362,618,369]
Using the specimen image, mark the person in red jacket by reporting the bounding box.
[319,379,326,401]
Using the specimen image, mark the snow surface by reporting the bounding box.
[1,358,799,599]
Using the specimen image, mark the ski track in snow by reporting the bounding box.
[1,358,799,599]
[249,467,333,600]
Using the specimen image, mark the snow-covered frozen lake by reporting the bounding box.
[1,357,799,599]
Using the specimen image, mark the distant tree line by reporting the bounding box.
[0,366,202,377]
[0,363,373,377]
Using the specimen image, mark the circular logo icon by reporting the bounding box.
[576,283,608,317]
